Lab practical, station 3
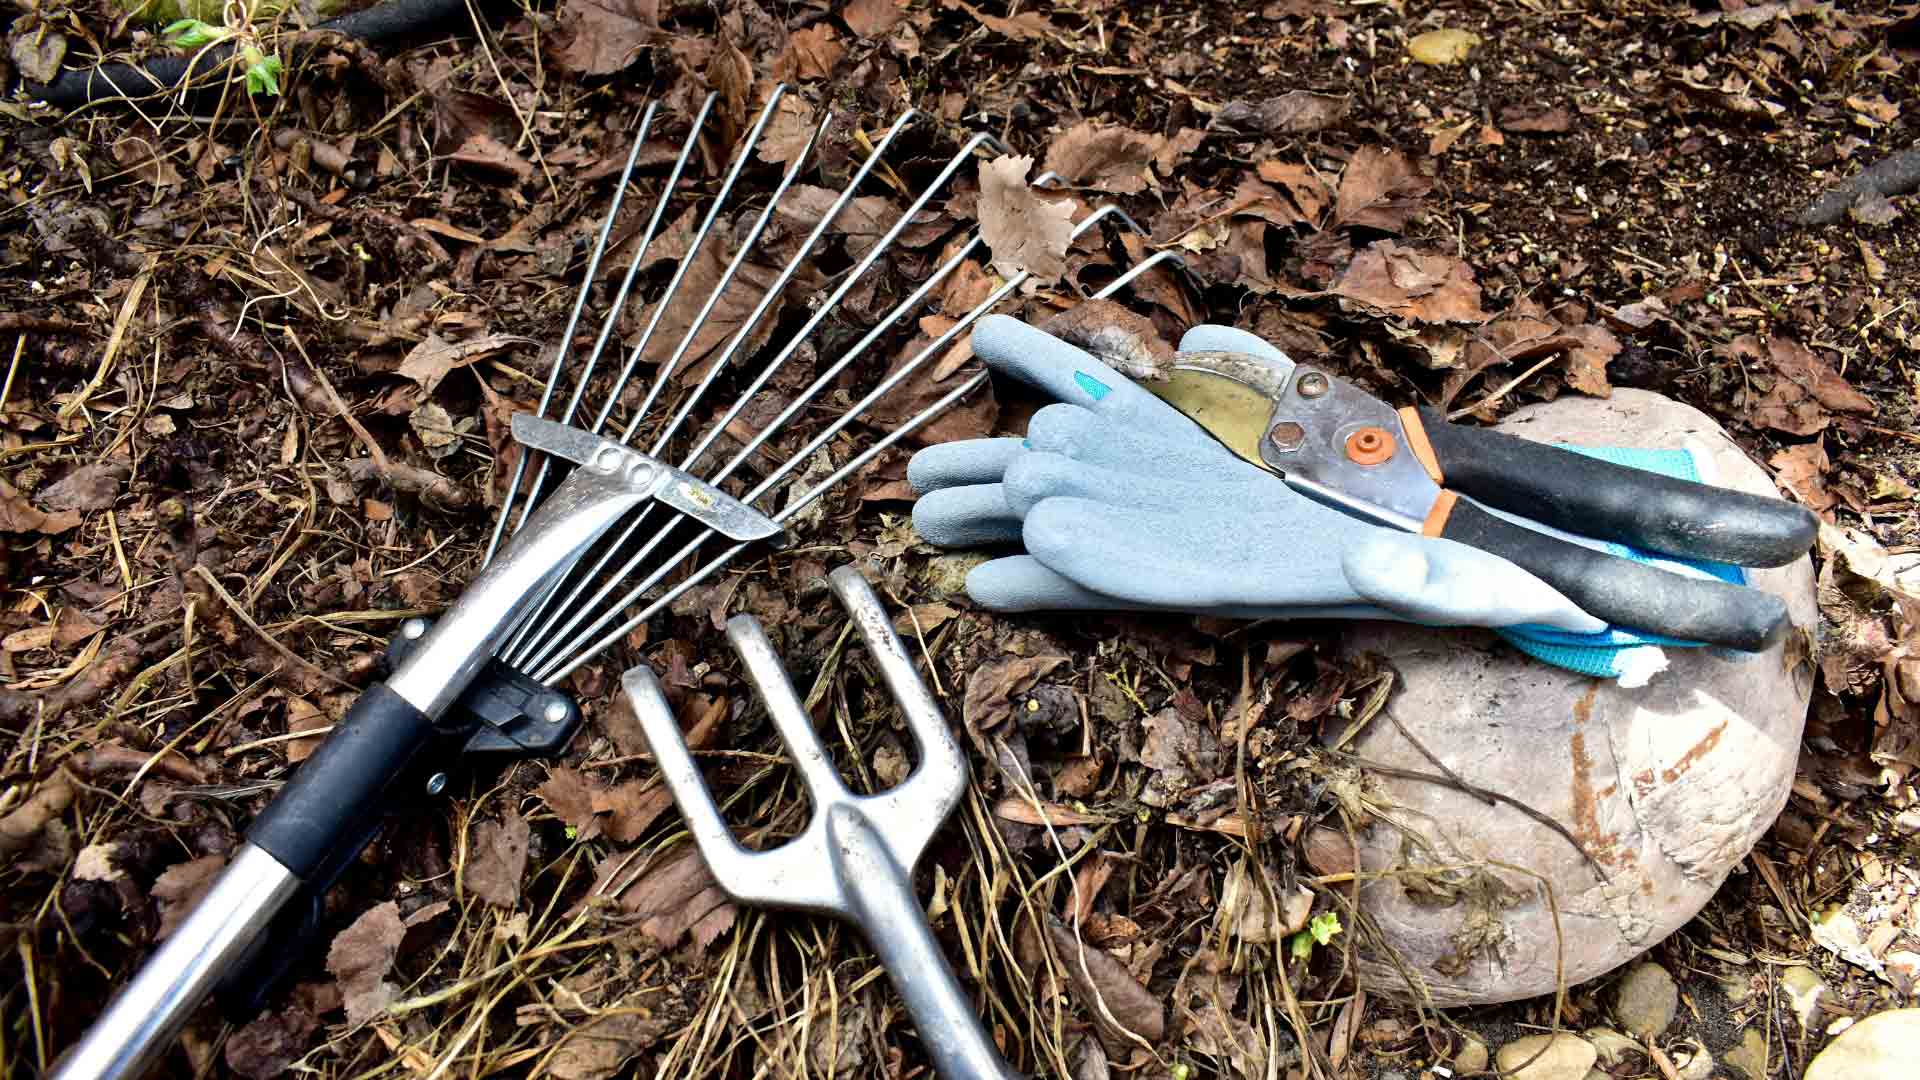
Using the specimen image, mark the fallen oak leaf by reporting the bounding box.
[1043,120,1167,195]
[1333,147,1434,232]
[1772,442,1836,513]
[465,806,531,908]
[0,476,84,535]
[942,0,1060,41]
[550,0,662,75]
[777,23,845,80]
[842,0,907,38]
[326,901,406,1025]
[1737,335,1874,436]
[1329,241,1488,324]
[976,155,1075,284]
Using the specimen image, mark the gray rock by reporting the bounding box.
[1333,390,1816,1005]
[1611,962,1678,1038]
[1725,1026,1769,1079]
[1495,1033,1597,1080]
[1806,1009,1920,1080]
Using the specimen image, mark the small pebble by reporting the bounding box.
[1495,1033,1596,1080]
[1610,962,1678,1039]
[1725,1027,1769,1079]
[1452,1036,1489,1074]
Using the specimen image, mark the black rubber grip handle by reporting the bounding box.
[1413,406,1816,567]
[248,684,434,880]
[1437,498,1789,651]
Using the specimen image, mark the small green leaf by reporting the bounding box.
[244,53,283,96]
[1288,930,1314,962]
[163,18,227,48]
[1309,910,1342,946]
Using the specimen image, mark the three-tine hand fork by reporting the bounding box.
[621,567,1023,1080]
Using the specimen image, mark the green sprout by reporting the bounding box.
[1287,911,1343,962]
[163,17,283,97]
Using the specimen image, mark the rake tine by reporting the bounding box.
[727,615,850,802]
[587,86,796,439]
[506,93,718,542]
[499,93,823,663]
[482,101,659,565]
[527,206,1141,684]
[504,108,921,669]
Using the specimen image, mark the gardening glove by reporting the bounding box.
[909,316,1608,633]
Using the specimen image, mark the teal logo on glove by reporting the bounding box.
[1073,371,1111,401]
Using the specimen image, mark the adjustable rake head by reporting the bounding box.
[470,83,1183,695]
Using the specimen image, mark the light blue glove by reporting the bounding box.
[909,318,1606,634]
[1496,445,1750,683]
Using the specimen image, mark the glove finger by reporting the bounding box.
[1341,533,1606,633]
[1177,324,1294,365]
[1021,498,1356,609]
[966,555,1149,613]
[908,437,1026,494]
[971,315,1208,445]
[1025,403,1250,479]
[911,484,1022,548]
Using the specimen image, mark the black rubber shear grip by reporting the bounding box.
[1402,406,1818,567]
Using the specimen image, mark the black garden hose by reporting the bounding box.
[22,0,476,109]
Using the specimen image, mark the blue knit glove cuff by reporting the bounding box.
[1497,445,1749,683]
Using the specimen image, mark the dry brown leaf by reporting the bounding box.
[1045,914,1166,1043]
[1329,241,1488,324]
[633,236,787,387]
[549,1008,672,1080]
[551,0,661,75]
[994,797,1111,827]
[1334,147,1434,232]
[151,854,225,939]
[943,0,1058,41]
[1562,323,1619,398]
[1499,103,1574,133]
[1408,28,1480,65]
[396,332,526,395]
[448,132,534,182]
[962,654,1068,743]
[591,778,673,843]
[756,95,819,166]
[1255,160,1333,222]
[538,766,603,841]
[285,694,330,763]
[843,0,907,38]
[977,155,1075,284]
[1044,121,1167,195]
[37,462,128,512]
[601,845,736,949]
[225,984,325,1080]
[777,23,846,80]
[1211,91,1350,135]
[1738,335,1874,436]
[111,137,182,188]
[466,807,531,908]
[1772,442,1836,513]
[11,22,66,84]
[326,901,406,1025]
[0,476,84,535]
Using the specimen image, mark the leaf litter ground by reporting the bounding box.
[2,1,1919,1078]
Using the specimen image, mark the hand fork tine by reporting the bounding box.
[621,566,1022,1079]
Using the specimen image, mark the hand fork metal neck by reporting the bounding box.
[622,567,1022,1080]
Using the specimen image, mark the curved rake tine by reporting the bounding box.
[503,108,922,668]
[500,93,823,663]
[506,92,718,543]
[482,100,658,565]
[528,205,1133,683]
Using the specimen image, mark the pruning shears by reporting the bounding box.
[1146,350,1818,651]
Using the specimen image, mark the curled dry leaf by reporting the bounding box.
[549,1008,673,1080]
[327,900,407,1025]
[977,155,1076,285]
[598,844,736,950]
[1044,121,1168,195]
[0,476,84,535]
[1499,103,1574,133]
[962,653,1068,745]
[943,0,1059,41]
[756,95,819,166]
[1039,297,1175,381]
[1211,91,1350,136]
[1772,442,1835,513]
[538,765,603,841]
[37,462,128,512]
[1045,914,1166,1043]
